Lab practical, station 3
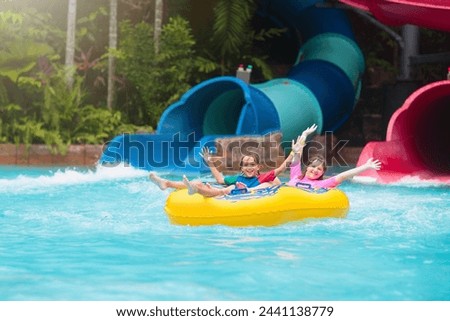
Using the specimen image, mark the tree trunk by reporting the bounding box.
[107,0,118,110]
[154,0,163,54]
[65,0,77,88]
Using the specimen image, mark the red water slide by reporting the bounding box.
[356,81,450,184]
[340,0,450,184]
[339,0,450,31]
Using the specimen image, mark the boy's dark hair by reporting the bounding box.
[238,153,262,176]
[239,153,261,167]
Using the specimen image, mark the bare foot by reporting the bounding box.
[183,175,198,195]
[149,172,169,190]
[223,185,235,195]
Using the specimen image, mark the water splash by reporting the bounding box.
[1,165,449,300]
[353,174,450,187]
[0,163,149,194]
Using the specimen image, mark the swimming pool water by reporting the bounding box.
[0,165,449,300]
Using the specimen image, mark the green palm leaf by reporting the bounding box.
[212,0,255,59]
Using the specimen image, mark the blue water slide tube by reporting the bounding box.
[100,0,365,171]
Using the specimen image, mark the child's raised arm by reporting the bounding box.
[334,158,381,184]
[199,147,225,184]
[273,124,318,176]
[291,124,318,164]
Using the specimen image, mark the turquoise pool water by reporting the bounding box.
[0,165,449,300]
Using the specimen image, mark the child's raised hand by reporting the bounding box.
[296,124,318,148]
[292,124,317,153]
[292,136,305,153]
[199,146,213,164]
[302,124,318,137]
[365,158,382,170]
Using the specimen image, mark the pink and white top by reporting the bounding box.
[287,162,339,189]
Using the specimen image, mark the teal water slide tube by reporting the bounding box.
[100,0,365,171]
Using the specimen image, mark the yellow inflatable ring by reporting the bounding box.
[165,185,349,227]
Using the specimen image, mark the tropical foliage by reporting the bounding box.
[0,63,123,153]
[0,6,130,153]
[209,0,285,78]
[0,10,59,83]
[1,0,449,155]
[115,16,215,127]
[0,0,288,153]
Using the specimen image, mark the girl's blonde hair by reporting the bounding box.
[299,155,327,180]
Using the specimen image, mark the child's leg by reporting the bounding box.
[183,175,234,197]
[149,173,186,190]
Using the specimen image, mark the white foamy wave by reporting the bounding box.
[0,163,149,193]
[389,175,450,187]
[352,175,449,187]
[351,176,378,184]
